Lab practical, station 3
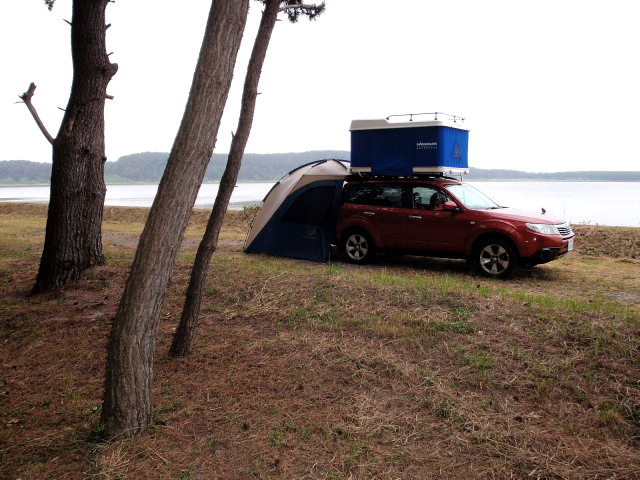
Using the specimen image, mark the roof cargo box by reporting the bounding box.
[350,118,469,176]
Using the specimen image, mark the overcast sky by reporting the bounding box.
[1,0,639,172]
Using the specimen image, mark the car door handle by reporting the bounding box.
[363,211,375,216]
[408,215,422,219]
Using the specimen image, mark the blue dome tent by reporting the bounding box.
[244,159,349,262]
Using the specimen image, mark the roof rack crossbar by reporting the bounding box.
[385,112,466,123]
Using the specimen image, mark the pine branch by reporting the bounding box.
[279,1,325,22]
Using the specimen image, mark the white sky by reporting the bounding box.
[1,0,638,172]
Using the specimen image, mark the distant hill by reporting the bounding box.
[1,151,639,184]
[105,151,351,183]
[0,160,54,185]
[466,168,640,182]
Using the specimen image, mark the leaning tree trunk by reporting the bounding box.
[170,0,280,358]
[32,0,117,294]
[101,0,249,439]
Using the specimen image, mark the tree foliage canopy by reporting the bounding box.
[265,0,325,23]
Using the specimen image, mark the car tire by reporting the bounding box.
[474,236,517,279]
[342,230,375,264]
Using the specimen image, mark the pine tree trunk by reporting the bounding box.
[32,0,117,294]
[101,0,249,438]
[170,0,280,358]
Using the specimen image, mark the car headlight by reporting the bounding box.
[526,223,560,235]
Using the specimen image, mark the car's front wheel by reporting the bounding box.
[342,230,375,264]
[474,237,517,279]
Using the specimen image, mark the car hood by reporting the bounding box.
[479,207,567,224]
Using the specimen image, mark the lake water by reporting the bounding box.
[1,181,639,227]
[0,183,275,211]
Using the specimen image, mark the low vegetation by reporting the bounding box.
[1,203,639,479]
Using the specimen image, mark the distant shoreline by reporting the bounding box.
[3,178,640,188]
[2,152,640,185]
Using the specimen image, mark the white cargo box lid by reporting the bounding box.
[350,118,469,132]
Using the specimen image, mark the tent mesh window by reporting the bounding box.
[281,186,335,225]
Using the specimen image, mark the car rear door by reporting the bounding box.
[366,184,410,250]
[342,183,410,250]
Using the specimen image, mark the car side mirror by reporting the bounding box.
[443,201,459,212]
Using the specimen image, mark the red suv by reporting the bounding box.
[335,176,575,278]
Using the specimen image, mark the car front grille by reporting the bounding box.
[556,223,573,238]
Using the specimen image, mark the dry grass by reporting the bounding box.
[1,203,639,479]
[572,224,640,259]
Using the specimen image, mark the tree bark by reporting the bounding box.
[31,0,117,294]
[101,0,249,438]
[170,0,281,358]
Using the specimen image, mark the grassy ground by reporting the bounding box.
[1,203,639,480]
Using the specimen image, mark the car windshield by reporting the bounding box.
[444,183,501,210]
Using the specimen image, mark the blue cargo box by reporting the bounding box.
[350,119,469,176]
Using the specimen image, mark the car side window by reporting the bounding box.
[372,186,405,208]
[345,184,409,208]
[344,185,373,205]
[412,186,451,210]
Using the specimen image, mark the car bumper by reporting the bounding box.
[527,236,574,265]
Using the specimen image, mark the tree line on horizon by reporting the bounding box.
[2,152,639,184]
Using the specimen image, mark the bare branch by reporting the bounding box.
[19,83,55,145]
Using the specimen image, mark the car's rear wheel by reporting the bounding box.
[342,230,375,264]
[474,237,517,279]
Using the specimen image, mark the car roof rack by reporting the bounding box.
[346,170,467,182]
